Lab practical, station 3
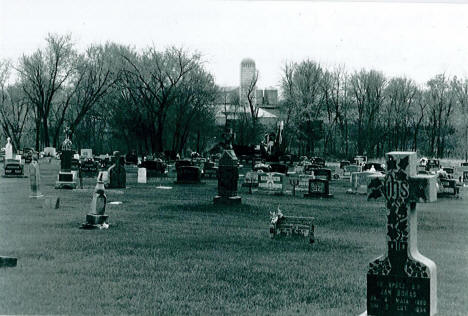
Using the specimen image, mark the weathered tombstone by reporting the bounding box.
[258,172,285,195]
[80,159,98,177]
[29,160,43,198]
[137,167,147,184]
[141,159,167,177]
[314,168,332,181]
[4,137,13,160]
[214,145,241,204]
[202,161,218,178]
[107,151,126,189]
[437,178,461,197]
[176,166,202,184]
[304,178,333,198]
[269,208,314,243]
[364,151,437,316]
[348,171,381,195]
[81,173,108,229]
[269,163,288,174]
[55,132,77,189]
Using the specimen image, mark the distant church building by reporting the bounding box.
[239,58,257,106]
[215,58,280,127]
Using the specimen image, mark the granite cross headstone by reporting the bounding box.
[365,151,437,316]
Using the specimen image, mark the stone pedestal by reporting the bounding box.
[81,173,109,229]
[214,149,241,204]
[365,152,437,316]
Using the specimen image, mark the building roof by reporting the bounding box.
[215,104,277,120]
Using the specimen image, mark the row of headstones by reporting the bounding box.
[242,171,333,198]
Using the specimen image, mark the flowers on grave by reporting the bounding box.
[270,207,284,225]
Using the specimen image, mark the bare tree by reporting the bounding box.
[17,33,75,149]
[0,62,31,150]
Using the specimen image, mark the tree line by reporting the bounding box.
[1,34,468,159]
[0,34,218,158]
[281,60,468,159]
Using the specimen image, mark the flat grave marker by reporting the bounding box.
[269,209,314,243]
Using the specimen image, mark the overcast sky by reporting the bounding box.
[1,0,468,89]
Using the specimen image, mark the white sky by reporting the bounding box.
[1,0,468,89]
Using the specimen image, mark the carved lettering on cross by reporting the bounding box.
[367,152,436,278]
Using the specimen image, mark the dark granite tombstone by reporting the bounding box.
[269,163,288,174]
[106,151,126,189]
[340,160,351,169]
[56,130,76,189]
[304,178,333,198]
[203,161,218,178]
[3,159,24,177]
[81,159,98,177]
[313,168,332,181]
[310,157,326,167]
[365,152,437,316]
[71,158,80,171]
[461,162,468,167]
[214,149,241,204]
[125,151,138,165]
[175,159,192,170]
[176,166,201,184]
[60,151,73,171]
[141,159,167,177]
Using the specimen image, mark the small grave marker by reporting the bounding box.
[304,178,333,198]
[269,208,314,243]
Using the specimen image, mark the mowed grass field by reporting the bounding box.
[0,160,467,315]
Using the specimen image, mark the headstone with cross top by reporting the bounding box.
[365,152,437,316]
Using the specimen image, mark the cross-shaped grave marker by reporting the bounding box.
[365,151,437,316]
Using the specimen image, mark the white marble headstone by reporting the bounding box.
[138,168,147,184]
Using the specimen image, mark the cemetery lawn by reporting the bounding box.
[1,161,468,315]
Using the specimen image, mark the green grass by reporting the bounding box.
[0,161,467,315]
